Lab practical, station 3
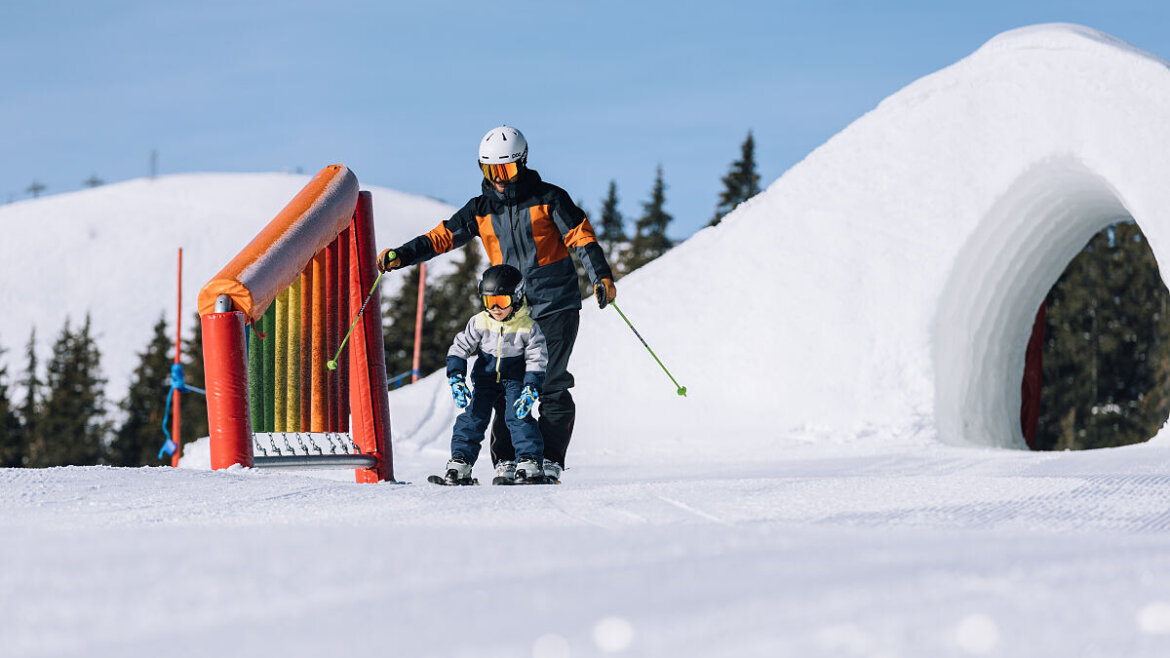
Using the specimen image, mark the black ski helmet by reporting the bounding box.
[479,264,525,317]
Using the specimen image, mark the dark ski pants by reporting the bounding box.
[490,309,579,466]
[452,378,543,465]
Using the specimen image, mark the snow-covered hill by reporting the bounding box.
[5,23,1170,658]
[559,23,1170,451]
[0,172,457,403]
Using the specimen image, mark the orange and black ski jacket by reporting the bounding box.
[393,169,613,319]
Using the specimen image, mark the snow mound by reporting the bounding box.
[393,23,1170,456]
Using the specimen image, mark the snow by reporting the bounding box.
[5,23,1170,657]
[0,171,458,402]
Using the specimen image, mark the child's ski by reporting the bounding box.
[492,475,559,486]
[427,474,479,486]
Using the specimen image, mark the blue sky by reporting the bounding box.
[3,1,1169,239]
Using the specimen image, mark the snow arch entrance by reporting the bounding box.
[934,158,1134,448]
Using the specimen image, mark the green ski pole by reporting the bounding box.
[327,265,388,371]
[610,301,687,397]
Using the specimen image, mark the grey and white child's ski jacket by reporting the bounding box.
[445,303,547,391]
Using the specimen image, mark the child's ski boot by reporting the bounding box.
[427,458,478,486]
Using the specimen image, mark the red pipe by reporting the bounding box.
[349,191,393,482]
[172,248,183,467]
[203,311,253,469]
[337,228,351,428]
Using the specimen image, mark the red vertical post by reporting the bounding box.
[412,262,426,384]
[326,237,340,432]
[348,191,393,482]
[172,248,183,467]
[203,311,253,469]
[337,228,351,429]
[300,264,313,432]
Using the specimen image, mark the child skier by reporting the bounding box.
[430,264,550,486]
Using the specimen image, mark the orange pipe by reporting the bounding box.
[197,164,359,323]
[412,262,426,384]
[310,251,328,432]
[326,237,340,432]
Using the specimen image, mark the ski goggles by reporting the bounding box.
[482,294,514,310]
[480,161,521,183]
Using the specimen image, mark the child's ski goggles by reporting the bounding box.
[480,161,521,183]
[482,294,514,310]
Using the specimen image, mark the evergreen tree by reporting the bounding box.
[180,312,208,447]
[624,165,674,274]
[383,243,484,384]
[710,131,762,227]
[109,316,173,466]
[0,343,24,467]
[1036,221,1170,450]
[383,266,424,385]
[597,180,628,276]
[427,242,485,369]
[18,329,40,459]
[570,198,593,298]
[27,316,110,467]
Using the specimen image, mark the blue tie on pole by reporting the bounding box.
[158,363,206,459]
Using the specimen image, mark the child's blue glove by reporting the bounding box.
[514,385,539,419]
[448,375,471,408]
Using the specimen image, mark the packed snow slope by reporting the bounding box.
[8,22,1170,658]
[533,23,1170,452]
[0,172,457,400]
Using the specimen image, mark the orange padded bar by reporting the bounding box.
[197,164,359,323]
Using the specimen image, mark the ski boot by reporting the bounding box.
[542,459,563,484]
[492,460,517,486]
[515,456,546,484]
[427,457,478,486]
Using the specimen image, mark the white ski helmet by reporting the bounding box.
[478,125,528,166]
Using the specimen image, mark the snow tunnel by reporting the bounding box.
[569,25,1170,452]
[934,158,1137,449]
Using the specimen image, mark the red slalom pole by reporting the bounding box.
[411,262,426,383]
[171,248,183,467]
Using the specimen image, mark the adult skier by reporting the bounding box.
[378,125,617,482]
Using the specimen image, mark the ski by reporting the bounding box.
[493,475,559,486]
[427,474,479,486]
